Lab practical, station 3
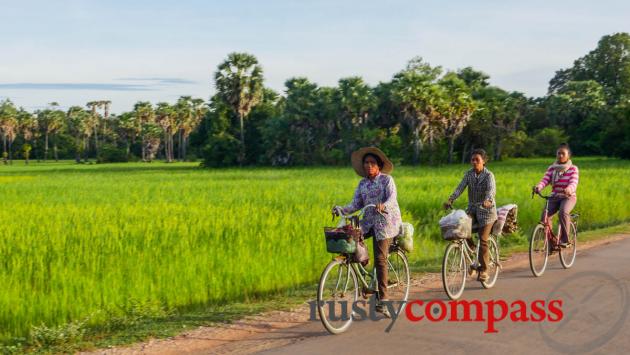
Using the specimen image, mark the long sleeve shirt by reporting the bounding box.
[535,165,579,196]
[342,173,402,240]
[449,167,496,208]
[449,167,497,227]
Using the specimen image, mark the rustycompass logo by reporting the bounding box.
[309,296,564,333]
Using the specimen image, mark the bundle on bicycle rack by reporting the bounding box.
[439,209,472,240]
[491,204,518,236]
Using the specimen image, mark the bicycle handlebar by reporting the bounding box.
[532,188,567,200]
[333,204,387,219]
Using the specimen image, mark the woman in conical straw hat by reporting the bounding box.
[333,147,402,318]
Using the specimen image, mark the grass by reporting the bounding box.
[0,157,629,352]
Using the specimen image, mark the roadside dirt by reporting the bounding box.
[83,232,630,355]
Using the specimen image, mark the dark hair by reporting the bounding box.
[471,148,489,165]
[558,142,572,155]
[363,153,384,169]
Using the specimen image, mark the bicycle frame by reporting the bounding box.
[453,236,481,271]
[342,252,403,296]
[538,195,562,249]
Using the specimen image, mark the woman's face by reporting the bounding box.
[557,148,570,163]
[363,155,380,178]
[470,154,485,171]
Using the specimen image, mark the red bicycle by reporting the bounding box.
[529,190,579,277]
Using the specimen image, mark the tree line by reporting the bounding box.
[0,97,207,164]
[1,32,629,166]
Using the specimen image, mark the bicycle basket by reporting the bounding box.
[324,226,361,254]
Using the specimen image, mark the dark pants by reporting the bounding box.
[372,237,391,300]
[542,195,577,243]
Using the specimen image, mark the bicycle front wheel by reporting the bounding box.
[317,258,359,334]
[387,250,410,309]
[442,242,466,300]
[482,237,500,289]
[559,221,577,269]
[529,224,548,277]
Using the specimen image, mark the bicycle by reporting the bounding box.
[317,204,411,334]
[441,204,501,300]
[529,190,579,277]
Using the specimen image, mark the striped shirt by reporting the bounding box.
[535,165,579,196]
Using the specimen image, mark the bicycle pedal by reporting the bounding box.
[362,288,375,295]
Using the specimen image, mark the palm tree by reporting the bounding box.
[100,100,112,145]
[439,72,476,163]
[175,96,207,161]
[17,109,38,164]
[0,99,18,164]
[214,52,264,164]
[116,112,139,159]
[155,102,177,162]
[67,106,92,162]
[133,102,155,162]
[86,101,102,156]
[391,57,443,164]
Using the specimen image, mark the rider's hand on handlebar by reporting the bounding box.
[376,203,385,213]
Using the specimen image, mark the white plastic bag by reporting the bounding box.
[397,222,415,252]
[439,209,472,240]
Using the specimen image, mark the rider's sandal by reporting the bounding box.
[376,302,392,318]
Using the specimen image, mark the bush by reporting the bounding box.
[202,133,241,167]
[530,127,568,156]
[97,144,129,163]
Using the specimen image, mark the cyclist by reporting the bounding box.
[333,147,402,318]
[532,143,579,248]
[443,148,497,282]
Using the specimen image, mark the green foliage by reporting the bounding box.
[549,32,630,104]
[529,127,569,156]
[202,133,241,167]
[97,144,129,163]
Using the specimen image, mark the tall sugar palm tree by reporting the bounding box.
[214,52,264,164]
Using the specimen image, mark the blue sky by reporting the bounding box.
[1,0,628,113]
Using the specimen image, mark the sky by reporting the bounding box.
[0,0,629,113]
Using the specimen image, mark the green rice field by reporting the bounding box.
[1,157,629,342]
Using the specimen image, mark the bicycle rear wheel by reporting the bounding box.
[386,250,410,310]
[529,224,548,277]
[442,242,466,300]
[482,237,500,289]
[317,258,358,334]
[559,221,577,269]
